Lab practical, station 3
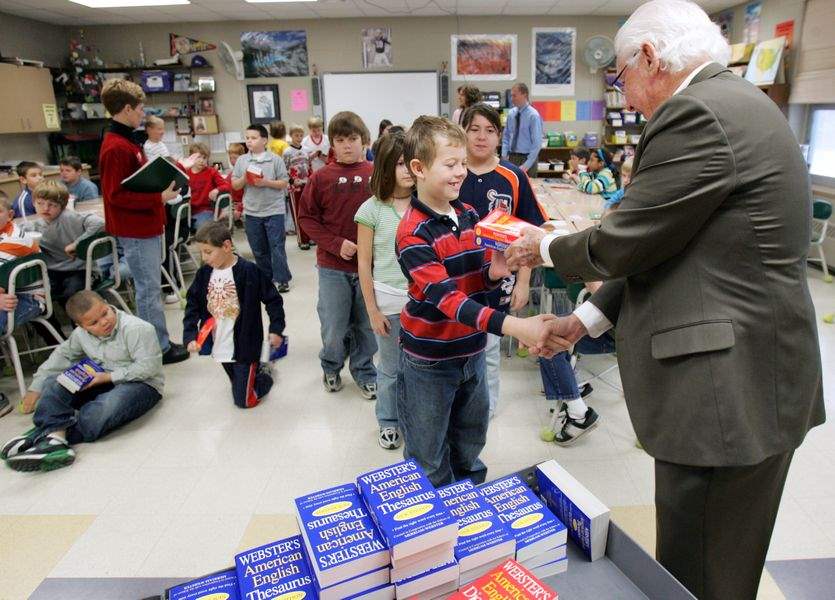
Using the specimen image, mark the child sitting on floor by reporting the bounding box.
[183,222,285,409]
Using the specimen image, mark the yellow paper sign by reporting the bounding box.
[561,100,576,122]
[42,104,60,129]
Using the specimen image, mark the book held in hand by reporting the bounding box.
[535,459,610,561]
[448,558,558,600]
[234,534,318,600]
[246,165,264,186]
[294,483,390,591]
[164,567,240,600]
[121,155,189,194]
[56,358,105,393]
[474,209,537,251]
[479,475,567,563]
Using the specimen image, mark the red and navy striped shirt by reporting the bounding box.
[396,196,506,360]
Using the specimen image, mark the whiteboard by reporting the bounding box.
[321,71,439,140]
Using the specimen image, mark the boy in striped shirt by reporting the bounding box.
[395,116,556,486]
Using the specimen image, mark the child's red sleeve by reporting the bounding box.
[99,145,163,209]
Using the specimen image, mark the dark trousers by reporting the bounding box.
[655,450,794,600]
[222,362,273,408]
[48,269,85,304]
[508,152,538,178]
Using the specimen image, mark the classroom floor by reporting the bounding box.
[0,229,833,600]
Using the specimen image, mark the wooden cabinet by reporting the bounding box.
[0,63,60,134]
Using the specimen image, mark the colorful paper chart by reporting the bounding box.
[532,100,606,122]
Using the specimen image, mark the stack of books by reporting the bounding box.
[294,483,392,599]
[233,535,318,600]
[480,475,568,578]
[164,567,239,600]
[449,558,559,600]
[535,459,610,561]
[437,479,516,585]
[357,460,460,599]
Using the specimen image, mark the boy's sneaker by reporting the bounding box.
[0,393,12,419]
[299,243,311,250]
[6,434,75,472]
[548,383,593,413]
[164,293,180,304]
[378,427,402,450]
[323,373,343,393]
[553,406,600,446]
[276,283,290,294]
[359,382,377,400]
[1,427,38,460]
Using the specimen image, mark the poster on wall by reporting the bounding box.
[247,84,281,124]
[712,10,734,41]
[743,2,762,44]
[531,28,575,97]
[362,28,393,68]
[169,34,216,56]
[451,34,517,81]
[241,31,309,77]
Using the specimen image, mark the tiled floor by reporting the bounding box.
[0,231,833,599]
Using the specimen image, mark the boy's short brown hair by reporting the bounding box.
[307,116,323,129]
[288,123,304,136]
[101,79,146,116]
[404,116,467,178]
[370,130,409,201]
[66,290,105,323]
[328,111,370,145]
[0,190,11,211]
[227,143,245,155]
[194,221,232,247]
[16,161,41,178]
[33,180,70,209]
[145,115,164,129]
[270,121,286,139]
[188,142,210,158]
[59,156,83,171]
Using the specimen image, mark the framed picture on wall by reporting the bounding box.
[247,84,280,125]
[192,114,219,135]
[451,34,517,81]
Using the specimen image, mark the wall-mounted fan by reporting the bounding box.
[582,36,616,73]
[219,41,244,81]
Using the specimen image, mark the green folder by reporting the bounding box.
[121,156,189,194]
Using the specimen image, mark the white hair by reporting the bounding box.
[615,0,731,73]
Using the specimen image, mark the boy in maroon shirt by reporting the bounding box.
[298,112,377,398]
[98,78,190,364]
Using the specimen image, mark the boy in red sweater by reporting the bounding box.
[298,112,377,398]
[98,78,189,364]
[186,142,229,230]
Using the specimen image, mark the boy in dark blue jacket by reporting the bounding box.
[183,222,286,408]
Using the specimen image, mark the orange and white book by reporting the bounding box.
[474,209,538,251]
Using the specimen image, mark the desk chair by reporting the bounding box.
[166,199,199,293]
[0,254,64,397]
[213,192,234,230]
[810,199,832,283]
[75,232,133,314]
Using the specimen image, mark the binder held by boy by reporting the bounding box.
[121,155,189,194]
[475,209,538,251]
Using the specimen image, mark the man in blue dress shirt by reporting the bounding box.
[501,83,543,177]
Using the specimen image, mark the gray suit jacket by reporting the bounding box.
[548,63,825,467]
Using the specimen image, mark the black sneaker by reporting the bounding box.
[276,283,290,294]
[6,434,76,472]
[162,343,190,365]
[549,383,593,413]
[0,393,12,419]
[359,382,377,400]
[299,243,311,251]
[1,427,38,460]
[323,373,343,393]
[554,406,600,446]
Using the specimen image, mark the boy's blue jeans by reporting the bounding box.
[0,294,42,333]
[540,333,617,401]
[397,350,489,487]
[245,214,292,285]
[33,376,160,444]
[374,314,400,429]
[316,267,377,385]
[119,235,170,352]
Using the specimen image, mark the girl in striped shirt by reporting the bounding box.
[577,148,619,202]
[354,130,413,450]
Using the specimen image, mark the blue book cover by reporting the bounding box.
[294,483,389,588]
[56,357,105,392]
[344,582,395,600]
[356,460,457,560]
[234,535,317,600]
[535,459,609,561]
[166,568,239,600]
[437,480,515,571]
[479,475,567,562]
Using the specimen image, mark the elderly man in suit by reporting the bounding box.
[507,1,825,598]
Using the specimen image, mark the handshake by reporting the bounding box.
[501,311,587,359]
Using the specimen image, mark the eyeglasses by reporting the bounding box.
[611,52,639,94]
